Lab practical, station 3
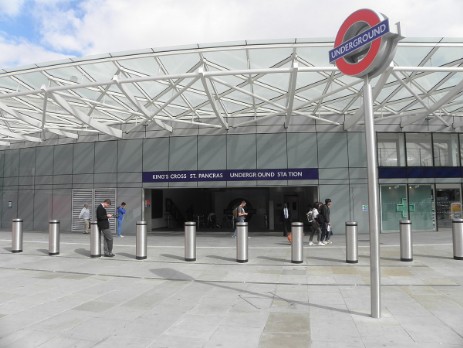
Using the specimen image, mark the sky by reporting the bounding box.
[0,0,462,69]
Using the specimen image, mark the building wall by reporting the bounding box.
[0,131,369,233]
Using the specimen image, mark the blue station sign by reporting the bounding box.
[142,168,318,183]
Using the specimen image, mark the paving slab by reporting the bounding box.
[0,229,462,347]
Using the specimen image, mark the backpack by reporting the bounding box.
[232,207,238,218]
[306,209,314,223]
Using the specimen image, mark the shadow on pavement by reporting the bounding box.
[117,252,135,259]
[257,255,287,263]
[161,253,185,261]
[151,268,195,281]
[414,253,452,260]
[206,254,235,262]
[309,256,345,263]
[150,267,370,318]
[74,248,91,257]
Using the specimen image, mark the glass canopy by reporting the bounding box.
[0,37,461,147]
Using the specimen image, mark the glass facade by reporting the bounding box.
[408,185,435,231]
[380,184,437,232]
[379,132,463,232]
[433,133,459,166]
[377,133,405,167]
[406,133,432,166]
[380,185,407,232]
[436,184,461,228]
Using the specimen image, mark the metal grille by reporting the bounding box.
[72,188,116,233]
[71,189,92,233]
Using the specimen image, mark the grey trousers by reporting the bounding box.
[101,228,113,255]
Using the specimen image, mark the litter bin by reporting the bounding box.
[48,220,60,256]
[90,221,101,258]
[400,220,413,262]
[136,221,147,260]
[452,218,463,260]
[11,218,23,253]
[291,222,304,264]
[345,221,358,263]
[184,221,196,261]
[236,222,248,263]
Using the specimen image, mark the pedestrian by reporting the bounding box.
[320,198,333,244]
[307,202,324,245]
[79,203,90,234]
[232,200,248,238]
[282,203,291,242]
[116,202,127,237]
[96,199,115,257]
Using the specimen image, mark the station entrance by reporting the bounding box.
[144,186,318,232]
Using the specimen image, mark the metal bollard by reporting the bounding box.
[184,221,196,261]
[136,221,147,260]
[345,221,358,263]
[291,222,304,264]
[236,222,248,263]
[48,220,60,256]
[452,218,463,260]
[11,218,23,253]
[90,221,101,258]
[400,220,413,262]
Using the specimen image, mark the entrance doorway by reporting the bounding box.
[283,195,299,220]
[144,186,318,231]
[436,184,461,229]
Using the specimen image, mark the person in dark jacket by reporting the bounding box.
[281,203,291,238]
[319,198,332,244]
[307,202,324,245]
[97,199,114,257]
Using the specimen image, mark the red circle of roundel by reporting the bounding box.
[334,9,382,76]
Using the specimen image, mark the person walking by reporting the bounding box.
[307,202,324,246]
[232,200,248,238]
[282,203,291,242]
[96,199,115,257]
[320,198,333,244]
[116,202,127,237]
[79,203,90,234]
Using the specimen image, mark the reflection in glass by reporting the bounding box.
[380,185,407,232]
[408,184,435,231]
[406,133,432,166]
[377,133,405,166]
[436,185,461,228]
[433,133,459,166]
[381,184,436,232]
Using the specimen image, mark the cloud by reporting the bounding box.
[0,35,68,69]
[72,0,253,54]
[0,0,26,17]
[1,0,463,69]
[38,0,463,57]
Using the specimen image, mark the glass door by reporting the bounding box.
[380,185,407,232]
[436,184,461,229]
[408,184,435,231]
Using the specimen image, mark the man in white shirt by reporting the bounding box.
[79,203,90,234]
[282,203,291,238]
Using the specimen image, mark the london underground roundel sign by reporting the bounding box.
[329,9,402,78]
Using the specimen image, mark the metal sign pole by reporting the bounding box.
[363,75,381,318]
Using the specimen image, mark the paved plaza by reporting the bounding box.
[0,228,462,348]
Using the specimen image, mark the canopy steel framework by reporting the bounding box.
[0,38,462,147]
